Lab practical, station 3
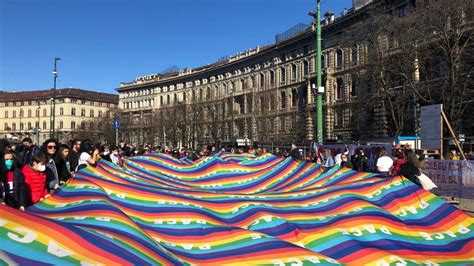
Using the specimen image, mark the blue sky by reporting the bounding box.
[0,0,352,94]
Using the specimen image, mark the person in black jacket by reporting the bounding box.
[399,150,422,187]
[55,144,72,185]
[41,139,60,193]
[290,144,303,160]
[351,148,369,172]
[67,139,81,173]
[15,137,40,168]
[1,151,26,210]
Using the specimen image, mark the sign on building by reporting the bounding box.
[420,104,443,150]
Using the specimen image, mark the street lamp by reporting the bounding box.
[36,101,41,145]
[50,57,60,139]
[309,0,324,144]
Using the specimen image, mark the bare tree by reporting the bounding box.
[405,0,474,132]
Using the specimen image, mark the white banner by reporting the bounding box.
[424,159,474,186]
[424,159,474,199]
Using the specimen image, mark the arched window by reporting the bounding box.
[35,109,39,117]
[251,76,256,87]
[260,73,265,88]
[270,71,275,86]
[351,76,358,97]
[303,61,309,76]
[19,109,23,117]
[71,121,76,129]
[206,87,211,100]
[336,78,344,100]
[81,121,86,129]
[223,83,227,96]
[281,91,286,109]
[167,95,170,104]
[352,45,358,64]
[291,64,297,80]
[292,89,297,107]
[160,95,163,105]
[199,88,203,101]
[13,110,16,118]
[71,108,76,116]
[174,93,178,103]
[81,108,86,117]
[59,120,63,129]
[4,122,8,130]
[336,49,343,68]
[20,123,24,130]
[12,123,16,131]
[28,109,32,117]
[240,79,245,90]
[28,122,32,130]
[43,121,47,130]
[280,67,286,83]
[43,109,47,117]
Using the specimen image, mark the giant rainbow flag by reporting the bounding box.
[1,152,473,265]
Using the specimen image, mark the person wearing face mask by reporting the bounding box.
[109,147,120,165]
[1,151,26,210]
[22,152,50,206]
[100,144,112,162]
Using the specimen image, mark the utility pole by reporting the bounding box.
[315,0,323,144]
[309,0,324,144]
[51,57,60,139]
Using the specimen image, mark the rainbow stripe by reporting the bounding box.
[1,152,473,265]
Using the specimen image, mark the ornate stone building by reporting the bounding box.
[0,88,118,144]
[117,0,473,147]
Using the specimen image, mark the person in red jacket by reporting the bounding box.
[22,152,49,206]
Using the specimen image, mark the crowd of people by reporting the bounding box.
[0,137,124,211]
[0,137,471,211]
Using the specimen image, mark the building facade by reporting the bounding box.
[0,88,119,144]
[117,0,473,148]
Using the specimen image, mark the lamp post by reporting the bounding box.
[19,110,23,137]
[309,0,323,144]
[36,101,41,145]
[50,57,60,139]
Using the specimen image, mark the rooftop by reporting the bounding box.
[0,88,119,104]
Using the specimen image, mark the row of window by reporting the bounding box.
[3,108,108,118]
[125,45,314,99]
[3,120,102,131]
[4,99,114,107]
